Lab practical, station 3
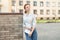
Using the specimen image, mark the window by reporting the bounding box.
[19,9,23,13]
[40,9,44,15]
[11,9,15,13]
[33,1,37,6]
[58,17,60,19]
[0,0,1,2]
[26,1,30,4]
[33,9,37,14]
[52,10,56,15]
[46,1,50,7]
[58,2,60,7]
[19,1,23,6]
[58,10,60,14]
[40,17,43,20]
[40,1,44,7]
[46,10,50,15]
[52,17,55,19]
[12,0,16,6]
[0,7,1,13]
[46,17,49,20]
[52,2,56,7]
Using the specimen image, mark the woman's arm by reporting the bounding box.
[23,17,32,31]
[31,14,36,32]
[23,22,31,30]
[29,14,36,36]
[23,21,31,31]
[31,27,35,33]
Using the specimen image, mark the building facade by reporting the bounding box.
[0,0,60,20]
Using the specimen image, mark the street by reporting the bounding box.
[24,23,60,40]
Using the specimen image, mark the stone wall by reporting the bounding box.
[0,13,23,40]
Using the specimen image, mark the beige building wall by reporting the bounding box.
[0,0,11,12]
[0,0,60,19]
[22,0,60,20]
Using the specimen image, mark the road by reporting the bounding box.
[24,23,60,40]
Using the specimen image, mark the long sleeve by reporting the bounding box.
[23,13,36,34]
[32,14,36,28]
[23,15,26,27]
[23,20,26,27]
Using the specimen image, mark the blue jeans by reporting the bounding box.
[25,29,37,40]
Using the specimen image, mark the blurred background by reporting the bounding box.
[0,0,60,40]
[0,0,60,23]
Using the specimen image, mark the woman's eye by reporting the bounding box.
[26,7,28,8]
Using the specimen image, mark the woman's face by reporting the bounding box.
[25,5,30,11]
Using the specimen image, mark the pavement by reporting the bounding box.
[24,23,60,40]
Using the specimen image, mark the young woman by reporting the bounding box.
[23,4,37,40]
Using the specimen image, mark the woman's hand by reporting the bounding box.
[28,31,32,37]
[28,28,32,31]
[25,27,32,31]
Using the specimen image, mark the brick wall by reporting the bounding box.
[0,13,23,40]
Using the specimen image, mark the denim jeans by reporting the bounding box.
[25,29,37,40]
